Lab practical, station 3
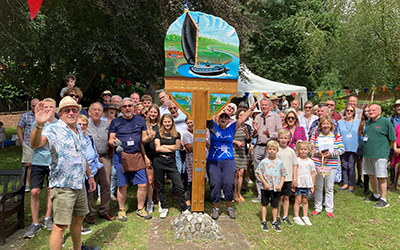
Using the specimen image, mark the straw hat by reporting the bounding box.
[392,99,400,107]
[102,90,112,96]
[57,96,82,113]
[269,95,280,101]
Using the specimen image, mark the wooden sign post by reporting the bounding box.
[165,11,239,212]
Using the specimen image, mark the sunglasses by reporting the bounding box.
[122,104,133,108]
[220,116,229,120]
[286,116,296,120]
[62,108,79,114]
[346,110,354,113]
[326,103,335,106]
[304,106,312,109]
[77,123,88,126]
[69,94,80,99]
[103,93,112,97]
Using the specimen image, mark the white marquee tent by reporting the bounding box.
[238,67,308,106]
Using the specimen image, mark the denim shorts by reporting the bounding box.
[294,187,311,196]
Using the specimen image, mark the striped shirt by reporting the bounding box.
[310,131,345,172]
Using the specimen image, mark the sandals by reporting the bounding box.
[234,194,241,202]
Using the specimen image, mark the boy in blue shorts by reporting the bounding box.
[255,140,286,232]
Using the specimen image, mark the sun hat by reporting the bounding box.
[392,99,400,107]
[102,90,112,96]
[57,96,82,113]
[269,95,280,101]
[105,104,117,110]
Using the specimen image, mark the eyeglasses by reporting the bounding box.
[304,106,312,109]
[69,94,80,99]
[169,107,178,110]
[122,104,133,108]
[62,108,79,114]
[77,123,88,126]
[346,110,354,113]
[286,116,296,120]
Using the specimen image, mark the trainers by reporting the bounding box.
[311,210,320,216]
[326,212,334,218]
[373,199,389,208]
[302,216,312,226]
[118,208,127,222]
[43,217,53,230]
[276,217,281,226]
[282,217,292,226]
[363,195,380,202]
[24,223,41,238]
[227,208,236,219]
[252,197,261,203]
[137,208,152,219]
[211,208,220,220]
[25,185,30,193]
[272,222,281,232]
[81,227,92,235]
[160,208,168,219]
[261,221,269,232]
[146,201,154,214]
[293,217,305,226]
[81,244,101,250]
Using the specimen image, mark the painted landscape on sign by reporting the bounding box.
[209,93,233,116]
[165,11,240,79]
[169,92,193,115]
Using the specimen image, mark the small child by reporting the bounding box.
[0,121,6,148]
[293,141,315,226]
[60,74,76,97]
[276,129,298,226]
[255,140,286,232]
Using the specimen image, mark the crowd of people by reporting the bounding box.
[14,74,398,248]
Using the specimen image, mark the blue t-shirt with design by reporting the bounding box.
[109,115,147,154]
[207,120,236,161]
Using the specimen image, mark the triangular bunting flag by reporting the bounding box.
[254,92,258,97]
[245,92,249,99]
[364,88,368,93]
[382,86,386,92]
[273,93,276,95]
[345,89,350,96]
[336,90,341,97]
[355,89,359,95]
[396,86,400,91]
[318,91,323,98]
[145,84,150,90]
[30,60,34,65]
[263,93,267,98]
[392,85,396,90]
[11,63,16,69]
[1,65,5,71]
[309,92,314,98]
[126,80,131,86]
[291,92,296,98]
[372,87,377,92]
[100,74,105,81]
[156,85,160,90]
[110,76,115,83]
[28,0,43,20]
[116,78,121,84]
[328,91,333,97]
[22,62,26,67]
[136,82,140,88]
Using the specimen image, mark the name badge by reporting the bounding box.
[346,134,352,138]
[73,158,82,164]
[363,136,368,142]
[127,140,135,146]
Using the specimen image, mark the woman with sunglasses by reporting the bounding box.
[62,87,89,118]
[284,110,307,150]
[299,101,318,140]
[338,105,361,192]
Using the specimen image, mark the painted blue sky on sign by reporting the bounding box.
[167,11,239,46]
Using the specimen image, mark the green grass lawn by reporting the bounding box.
[2,144,400,249]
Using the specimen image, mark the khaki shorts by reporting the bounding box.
[50,187,89,225]
[21,142,34,164]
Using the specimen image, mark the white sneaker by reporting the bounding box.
[158,201,162,213]
[160,208,168,219]
[146,201,154,213]
[293,217,305,226]
[302,216,312,226]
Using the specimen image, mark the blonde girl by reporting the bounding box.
[293,141,315,226]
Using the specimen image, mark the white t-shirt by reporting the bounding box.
[276,146,298,182]
[297,157,315,188]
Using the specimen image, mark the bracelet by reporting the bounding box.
[35,124,44,129]
[88,174,94,178]
[250,108,254,111]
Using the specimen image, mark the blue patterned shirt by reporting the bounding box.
[42,120,87,189]
[17,110,36,146]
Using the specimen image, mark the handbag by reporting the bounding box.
[121,152,146,173]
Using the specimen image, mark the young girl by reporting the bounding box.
[0,121,6,148]
[293,141,315,226]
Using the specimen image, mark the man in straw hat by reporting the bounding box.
[269,95,280,114]
[30,96,98,250]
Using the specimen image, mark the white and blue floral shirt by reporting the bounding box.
[43,120,87,189]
